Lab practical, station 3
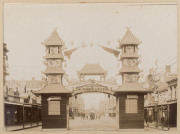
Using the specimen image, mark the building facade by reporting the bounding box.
[3,43,9,84]
[4,79,42,130]
[144,65,177,129]
[5,77,46,93]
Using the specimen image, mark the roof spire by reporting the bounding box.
[119,27,142,47]
[126,26,131,30]
[42,28,64,46]
[53,27,58,31]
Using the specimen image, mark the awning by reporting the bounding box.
[4,101,23,106]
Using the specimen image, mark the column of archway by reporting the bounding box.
[67,97,70,130]
[116,96,119,130]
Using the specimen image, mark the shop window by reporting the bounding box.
[125,95,138,113]
[47,96,61,115]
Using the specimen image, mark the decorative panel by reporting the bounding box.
[48,101,60,115]
[125,98,138,113]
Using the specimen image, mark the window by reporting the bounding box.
[125,95,138,113]
[58,47,60,53]
[47,96,61,115]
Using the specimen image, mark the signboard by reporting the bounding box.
[47,96,61,115]
[126,95,138,114]
[125,99,138,114]
[48,101,60,115]
[73,83,112,95]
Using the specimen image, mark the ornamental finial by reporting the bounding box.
[53,27,58,31]
[126,26,131,30]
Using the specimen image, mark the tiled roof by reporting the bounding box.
[165,76,177,83]
[99,45,120,58]
[114,82,152,93]
[33,84,71,95]
[78,64,107,75]
[44,67,65,74]
[119,66,142,74]
[45,54,64,59]
[42,29,64,46]
[156,81,168,92]
[118,28,141,48]
[120,53,139,60]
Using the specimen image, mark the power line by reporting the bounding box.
[155,60,177,76]
[157,56,177,71]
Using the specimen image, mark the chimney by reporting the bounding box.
[166,65,171,73]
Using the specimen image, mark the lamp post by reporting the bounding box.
[153,87,159,128]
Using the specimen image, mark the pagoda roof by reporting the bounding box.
[114,82,152,94]
[44,67,65,74]
[42,29,65,46]
[33,84,72,95]
[120,53,139,60]
[118,28,142,48]
[44,54,64,59]
[78,64,107,75]
[119,66,142,74]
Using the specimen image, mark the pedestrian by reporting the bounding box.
[161,116,165,129]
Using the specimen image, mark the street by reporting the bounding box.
[69,117,117,130]
[5,117,176,132]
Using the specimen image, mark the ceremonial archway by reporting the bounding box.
[34,28,151,131]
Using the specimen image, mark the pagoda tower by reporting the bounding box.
[119,28,142,83]
[34,29,71,130]
[43,29,65,85]
[114,28,151,129]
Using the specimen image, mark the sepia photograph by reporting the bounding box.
[2,1,178,132]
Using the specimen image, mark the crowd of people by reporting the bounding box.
[74,113,101,120]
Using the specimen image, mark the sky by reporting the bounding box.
[3,3,177,109]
